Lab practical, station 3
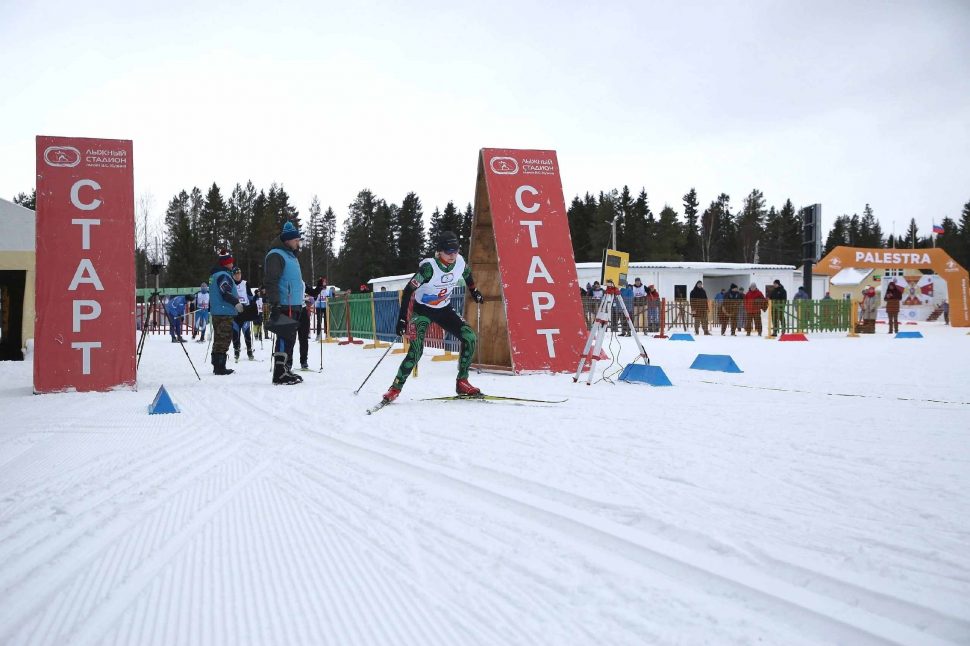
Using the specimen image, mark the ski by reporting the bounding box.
[420,394,566,404]
[366,398,394,415]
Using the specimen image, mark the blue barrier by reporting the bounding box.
[689,354,743,373]
[374,290,400,342]
[669,333,695,341]
[895,331,923,339]
[619,364,673,386]
[149,385,179,414]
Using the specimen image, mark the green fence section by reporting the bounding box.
[324,293,377,341]
[327,294,348,338]
[768,299,852,334]
[348,293,376,341]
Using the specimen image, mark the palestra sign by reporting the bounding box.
[816,245,969,328]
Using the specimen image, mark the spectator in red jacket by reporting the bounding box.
[743,283,766,336]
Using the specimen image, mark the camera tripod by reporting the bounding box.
[574,284,649,385]
[136,290,201,380]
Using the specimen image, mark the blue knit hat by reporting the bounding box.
[281,221,301,242]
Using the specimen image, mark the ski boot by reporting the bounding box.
[455,378,481,396]
[247,350,255,361]
[382,386,401,402]
[234,349,241,362]
[272,353,300,385]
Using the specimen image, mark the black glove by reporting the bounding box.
[270,305,281,320]
[471,289,484,304]
[395,317,407,336]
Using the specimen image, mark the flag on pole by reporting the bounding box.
[932,223,945,234]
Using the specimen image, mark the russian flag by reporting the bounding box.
[932,223,945,234]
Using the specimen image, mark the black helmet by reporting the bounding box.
[436,231,460,253]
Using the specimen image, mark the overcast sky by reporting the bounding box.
[2,0,968,243]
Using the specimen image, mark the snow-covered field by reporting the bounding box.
[1,324,968,645]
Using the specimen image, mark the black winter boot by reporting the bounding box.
[273,352,300,385]
[213,353,234,375]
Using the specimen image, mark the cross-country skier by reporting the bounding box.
[194,282,209,342]
[382,231,485,403]
[231,266,256,361]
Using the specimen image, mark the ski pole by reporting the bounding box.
[476,300,482,373]
[353,336,399,395]
[175,334,202,380]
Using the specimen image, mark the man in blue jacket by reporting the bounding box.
[264,221,305,385]
[165,294,187,343]
[208,250,244,375]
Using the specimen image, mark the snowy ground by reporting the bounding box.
[1,323,969,645]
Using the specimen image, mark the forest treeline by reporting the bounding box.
[12,186,970,291]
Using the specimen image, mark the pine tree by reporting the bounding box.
[334,189,380,289]
[823,215,852,256]
[307,196,323,283]
[425,207,443,257]
[249,190,277,285]
[858,204,883,247]
[956,200,970,270]
[163,191,202,286]
[567,193,596,262]
[622,187,650,260]
[592,190,619,254]
[680,188,701,261]
[13,189,35,210]
[653,205,684,260]
[776,199,801,266]
[904,218,920,249]
[320,206,337,281]
[202,183,228,256]
[394,192,426,272]
[762,199,800,266]
[737,189,766,263]
[459,203,473,258]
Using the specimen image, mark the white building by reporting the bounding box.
[0,198,36,360]
[578,261,797,300]
[369,261,799,301]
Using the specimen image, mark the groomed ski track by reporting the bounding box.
[1,331,968,645]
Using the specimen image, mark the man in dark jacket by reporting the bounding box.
[884,280,903,333]
[721,283,743,336]
[768,279,788,336]
[208,250,243,375]
[264,221,306,385]
[689,280,710,335]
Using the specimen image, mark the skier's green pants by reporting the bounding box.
[392,303,476,389]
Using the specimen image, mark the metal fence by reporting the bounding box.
[578,295,852,335]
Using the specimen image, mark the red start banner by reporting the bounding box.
[34,135,136,393]
[481,148,587,373]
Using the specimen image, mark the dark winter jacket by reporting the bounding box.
[722,286,743,314]
[689,286,708,313]
[884,283,903,313]
[769,284,788,301]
